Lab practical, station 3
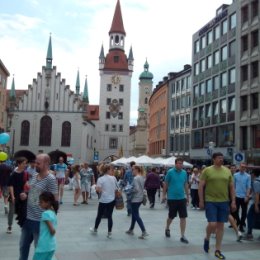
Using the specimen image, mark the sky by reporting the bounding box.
[0,0,233,124]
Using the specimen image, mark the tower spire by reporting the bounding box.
[83,76,89,104]
[46,34,53,69]
[9,75,16,100]
[75,70,80,95]
[109,0,126,35]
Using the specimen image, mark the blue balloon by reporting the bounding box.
[0,133,10,144]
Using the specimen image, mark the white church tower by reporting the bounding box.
[97,0,133,160]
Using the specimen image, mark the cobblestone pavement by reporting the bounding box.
[0,187,259,260]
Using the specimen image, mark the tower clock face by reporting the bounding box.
[111,74,120,85]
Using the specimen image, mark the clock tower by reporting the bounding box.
[97,0,134,160]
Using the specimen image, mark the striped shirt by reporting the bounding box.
[27,173,58,221]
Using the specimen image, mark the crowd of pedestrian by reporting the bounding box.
[0,152,260,260]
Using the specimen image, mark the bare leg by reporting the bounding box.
[166,218,173,230]
[82,192,86,202]
[86,192,89,203]
[59,184,64,202]
[229,214,239,235]
[215,222,224,251]
[206,222,217,240]
[180,218,186,237]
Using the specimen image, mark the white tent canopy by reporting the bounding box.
[160,156,193,168]
[135,155,154,166]
[111,157,128,166]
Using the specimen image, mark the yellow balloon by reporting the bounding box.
[0,152,8,161]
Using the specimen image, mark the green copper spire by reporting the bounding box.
[83,76,89,103]
[46,34,53,69]
[99,44,105,59]
[139,58,153,80]
[128,46,134,60]
[75,70,80,95]
[9,75,16,100]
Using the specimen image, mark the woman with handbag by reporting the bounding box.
[125,165,148,239]
[90,164,117,238]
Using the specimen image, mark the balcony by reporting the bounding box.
[212,115,219,124]
[198,95,205,104]
[205,93,212,102]
[228,83,235,94]
[220,113,226,123]
[212,90,219,100]
[198,119,204,127]
[205,117,211,126]
[228,111,235,121]
[219,60,227,71]
[220,86,227,96]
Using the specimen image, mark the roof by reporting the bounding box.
[109,0,126,35]
[0,59,10,76]
[103,49,129,71]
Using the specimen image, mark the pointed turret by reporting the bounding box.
[99,44,105,69]
[75,70,80,95]
[128,46,134,71]
[109,0,126,35]
[46,34,53,69]
[83,76,89,104]
[9,76,16,100]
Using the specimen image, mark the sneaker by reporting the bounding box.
[203,238,210,253]
[242,234,253,241]
[138,231,149,239]
[191,206,196,210]
[125,230,134,235]
[236,231,242,242]
[180,236,189,244]
[90,227,97,234]
[215,250,226,259]
[6,227,12,234]
[165,229,170,238]
[107,232,112,239]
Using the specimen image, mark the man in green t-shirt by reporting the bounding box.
[199,152,236,260]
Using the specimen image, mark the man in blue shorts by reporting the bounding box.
[199,152,236,259]
[162,157,189,243]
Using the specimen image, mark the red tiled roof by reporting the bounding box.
[109,0,126,35]
[104,49,129,71]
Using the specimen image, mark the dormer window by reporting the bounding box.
[114,56,119,63]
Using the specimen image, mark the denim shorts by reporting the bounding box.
[205,201,229,223]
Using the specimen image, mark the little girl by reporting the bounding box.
[33,191,58,260]
[72,164,81,206]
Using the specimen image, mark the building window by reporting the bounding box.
[39,116,52,146]
[221,19,227,35]
[230,13,236,29]
[186,76,191,89]
[118,112,123,119]
[176,97,180,109]
[251,30,258,48]
[213,75,219,90]
[194,40,200,53]
[107,84,112,91]
[218,124,234,147]
[119,125,123,132]
[204,127,216,147]
[200,59,206,72]
[186,95,191,107]
[241,35,248,52]
[241,5,248,24]
[119,98,124,105]
[194,85,199,97]
[193,108,198,121]
[194,63,199,76]
[199,82,205,96]
[206,79,212,93]
[185,134,189,152]
[201,35,206,49]
[144,97,148,104]
[180,115,185,128]
[185,114,190,127]
[221,72,227,88]
[171,82,175,94]
[205,104,211,117]
[241,126,248,150]
[221,45,227,61]
[170,116,175,130]
[251,61,259,79]
[241,65,248,82]
[176,115,180,129]
[119,85,124,92]
[181,96,185,108]
[192,130,203,148]
[220,99,227,114]
[180,135,185,151]
[228,96,235,112]
[207,30,213,45]
[229,68,236,84]
[61,121,71,147]
[106,98,111,105]
[213,102,219,116]
[114,56,119,63]
[176,81,180,93]
[171,99,175,111]
[229,40,236,57]
[199,106,204,120]
[105,124,109,131]
[109,137,118,149]
[251,94,259,110]
[214,25,220,40]
[111,125,116,132]
[106,112,110,119]
[252,1,258,19]
[241,96,248,112]
[207,55,212,69]
[213,50,219,65]
[20,120,30,146]
[252,125,260,148]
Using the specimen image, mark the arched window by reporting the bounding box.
[20,120,30,146]
[39,116,52,146]
[61,121,71,147]
[144,97,148,104]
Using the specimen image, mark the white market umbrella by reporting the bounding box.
[161,156,193,168]
[152,157,165,166]
[125,156,137,163]
[111,157,128,166]
[135,155,154,166]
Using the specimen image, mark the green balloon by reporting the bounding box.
[0,152,8,161]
